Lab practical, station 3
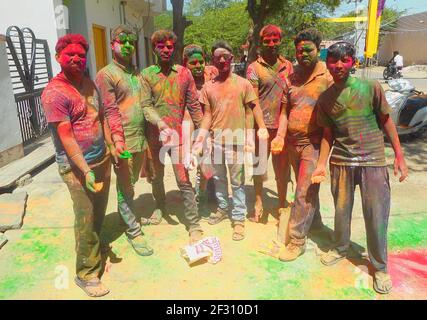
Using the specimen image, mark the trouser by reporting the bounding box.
[60,154,111,281]
[288,143,322,245]
[330,164,390,272]
[149,142,201,232]
[114,151,143,239]
[212,144,246,223]
[253,128,291,207]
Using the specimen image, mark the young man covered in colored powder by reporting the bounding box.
[95,25,153,256]
[312,42,409,294]
[41,34,122,297]
[276,29,333,262]
[199,40,269,241]
[182,44,218,218]
[246,24,292,222]
[140,30,211,244]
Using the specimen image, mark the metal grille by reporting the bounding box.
[6,26,52,145]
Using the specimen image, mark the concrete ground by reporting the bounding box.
[0,71,427,300]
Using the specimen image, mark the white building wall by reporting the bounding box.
[0,36,23,162]
[0,0,63,76]
[83,0,121,77]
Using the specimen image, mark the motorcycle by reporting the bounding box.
[383,61,402,80]
[385,79,427,138]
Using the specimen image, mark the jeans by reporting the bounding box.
[114,151,144,239]
[149,142,201,232]
[253,128,291,208]
[288,144,322,245]
[212,144,246,222]
[330,165,390,272]
[60,154,111,281]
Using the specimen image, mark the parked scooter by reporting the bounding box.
[383,61,402,80]
[385,79,427,138]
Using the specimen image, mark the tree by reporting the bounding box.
[184,2,250,58]
[246,0,341,63]
[171,0,193,64]
[187,0,238,15]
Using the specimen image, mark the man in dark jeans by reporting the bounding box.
[312,42,408,294]
[276,28,333,262]
[42,34,124,297]
[96,25,153,256]
[140,30,211,244]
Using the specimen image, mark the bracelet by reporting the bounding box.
[83,169,92,176]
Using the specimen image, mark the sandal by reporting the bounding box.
[148,209,163,225]
[74,277,110,298]
[373,271,393,294]
[208,209,228,225]
[232,223,245,241]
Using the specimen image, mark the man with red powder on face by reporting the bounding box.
[246,24,292,223]
[182,44,218,218]
[312,41,409,294]
[199,40,269,241]
[140,30,211,244]
[41,34,123,297]
[275,28,333,262]
[96,25,153,257]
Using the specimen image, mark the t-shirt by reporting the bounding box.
[246,56,293,129]
[199,73,258,145]
[41,73,106,168]
[283,62,333,145]
[394,55,403,67]
[140,64,204,146]
[317,77,392,166]
[96,60,146,153]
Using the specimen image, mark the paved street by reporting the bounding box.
[0,72,426,300]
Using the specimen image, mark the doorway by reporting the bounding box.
[92,24,108,72]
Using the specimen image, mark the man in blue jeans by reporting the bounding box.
[199,40,268,241]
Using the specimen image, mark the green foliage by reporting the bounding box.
[154,11,173,31]
[265,0,341,59]
[184,2,250,59]
[186,0,241,16]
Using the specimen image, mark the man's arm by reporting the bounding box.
[379,114,408,182]
[95,73,126,151]
[185,71,204,128]
[192,102,212,155]
[311,126,333,183]
[139,73,165,129]
[271,101,288,154]
[55,121,97,192]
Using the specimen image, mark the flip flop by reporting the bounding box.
[248,208,263,223]
[373,272,393,294]
[74,277,110,298]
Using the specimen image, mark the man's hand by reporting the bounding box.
[394,155,408,182]
[311,165,327,184]
[85,170,97,193]
[158,121,178,146]
[271,135,285,155]
[245,132,256,153]
[115,140,126,155]
[257,127,269,140]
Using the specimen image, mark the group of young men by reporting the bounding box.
[41,23,408,297]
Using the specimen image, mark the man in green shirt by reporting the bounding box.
[96,25,153,256]
[313,42,408,294]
